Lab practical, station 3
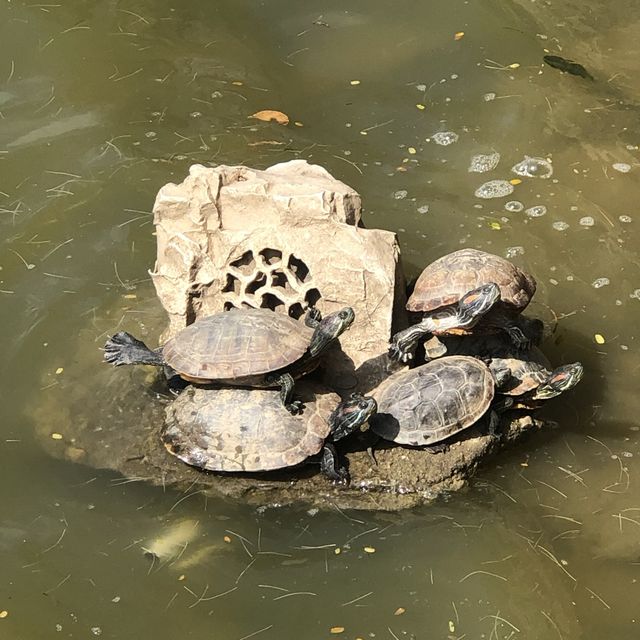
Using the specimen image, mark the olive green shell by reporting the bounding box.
[370,356,494,446]
[161,383,338,472]
[408,248,536,314]
[162,308,314,383]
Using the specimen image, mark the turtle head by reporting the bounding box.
[533,362,584,400]
[308,307,355,357]
[328,393,377,442]
[457,282,501,328]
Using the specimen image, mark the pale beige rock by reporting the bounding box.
[150,160,406,390]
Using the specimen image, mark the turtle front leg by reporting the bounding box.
[389,322,433,363]
[502,324,531,351]
[272,372,303,414]
[103,332,164,367]
[321,443,349,484]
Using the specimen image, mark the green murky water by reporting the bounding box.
[2,0,639,637]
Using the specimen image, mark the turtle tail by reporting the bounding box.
[103,332,164,367]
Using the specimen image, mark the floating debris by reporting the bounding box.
[363,546,376,553]
[594,334,606,345]
[468,152,500,173]
[394,607,406,616]
[543,55,594,80]
[483,92,496,101]
[350,80,361,86]
[417,205,430,214]
[55,367,64,374]
[474,180,514,199]
[612,163,631,173]
[592,277,610,289]
[250,110,289,125]
[525,205,547,218]
[393,190,408,200]
[51,433,63,440]
[330,627,345,634]
[432,131,459,146]
[512,156,553,179]
[579,216,595,227]
[505,246,525,258]
[552,221,569,231]
[505,200,524,212]
[142,519,200,563]
[619,215,632,223]
[630,289,640,300]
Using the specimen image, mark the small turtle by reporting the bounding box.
[437,334,584,405]
[103,306,354,414]
[161,384,377,483]
[390,248,537,363]
[370,355,506,447]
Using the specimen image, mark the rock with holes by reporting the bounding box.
[150,160,407,391]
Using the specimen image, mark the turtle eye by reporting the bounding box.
[339,310,348,319]
[358,400,370,410]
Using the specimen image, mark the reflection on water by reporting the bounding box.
[1,0,639,637]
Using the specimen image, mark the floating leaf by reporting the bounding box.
[364,546,376,553]
[55,367,64,374]
[330,627,345,634]
[0,611,7,619]
[449,620,455,633]
[223,535,231,543]
[394,607,406,616]
[594,334,605,344]
[408,147,417,154]
[489,221,501,230]
[508,63,520,69]
[416,104,426,110]
[350,80,361,85]
[334,547,341,555]
[509,178,522,185]
[454,31,465,40]
[231,80,244,86]
[250,110,289,125]
[51,433,63,440]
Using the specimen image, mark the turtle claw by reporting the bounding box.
[388,343,413,364]
[103,332,162,367]
[285,400,304,415]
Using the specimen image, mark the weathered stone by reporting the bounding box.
[150,160,407,391]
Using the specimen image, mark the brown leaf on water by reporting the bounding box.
[394,607,406,616]
[330,627,345,634]
[454,31,465,40]
[250,110,290,125]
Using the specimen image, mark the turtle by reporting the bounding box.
[436,334,583,406]
[103,306,354,414]
[161,383,377,483]
[369,355,508,448]
[389,248,538,363]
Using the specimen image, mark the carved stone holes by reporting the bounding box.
[222,248,321,319]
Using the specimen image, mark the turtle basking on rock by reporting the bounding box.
[389,248,538,363]
[161,383,377,483]
[103,306,354,414]
[370,355,508,448]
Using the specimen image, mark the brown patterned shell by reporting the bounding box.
[370,356,494,446]
[161,384,338,472]
[162,308,314,382]
[408,248,536,313]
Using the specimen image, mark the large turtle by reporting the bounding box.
[161,383,377,483]
[370,355,506,447]
[103,306,354,414]
[389,248,537,363]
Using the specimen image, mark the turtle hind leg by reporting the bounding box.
[270,372,303,414]
[321,443,349,484]
[103,332,164,367]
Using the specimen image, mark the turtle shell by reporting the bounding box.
[161,383,339,472]
[162,308,314,382]
[370,355,494,446]
[408,248,536,314]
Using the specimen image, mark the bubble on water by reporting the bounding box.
[525,205,547,218]
[592,277,610,288]
[190,111,202,118]
[417,205,430,214]
[474,180,514,199]
[505,246,525,258]
[483,92,496,101]
[432,131,459,146]
[91,628,102,637]
[579,216,595,227]
[612,162,631,173]
[619,214,632,223]
[145,131,157,139]
[393,190,408,200]
[505,200,524,212]
[468,152,500,173]
[512,156,553,179]
[416,84,427,92]
[552,221,569,231]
